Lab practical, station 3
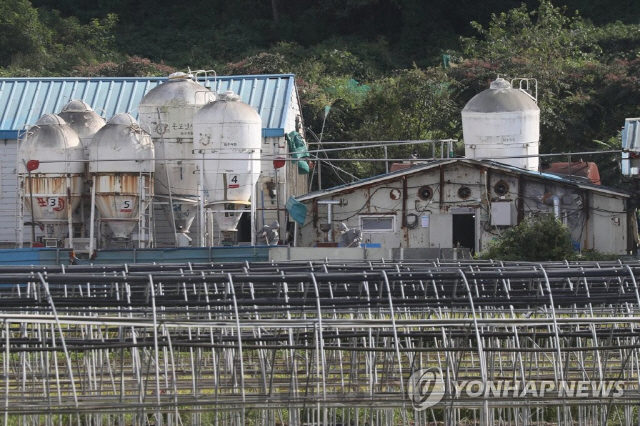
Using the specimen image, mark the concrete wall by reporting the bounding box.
[269,247,473,262]
[269,247,392,261]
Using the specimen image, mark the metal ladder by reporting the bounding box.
[138,171,154,248]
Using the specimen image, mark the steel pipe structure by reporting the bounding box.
[1,259,640,425]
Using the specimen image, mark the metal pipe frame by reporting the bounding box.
[0,259,639,425]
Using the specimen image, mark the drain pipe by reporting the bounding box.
[543,194,561,218]
[318,200,342,242]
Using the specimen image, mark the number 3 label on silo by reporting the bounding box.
[228,175,240,189]
[120,200,133,213]
[46,197,65,212]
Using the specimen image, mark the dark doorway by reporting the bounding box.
[236,212,251,243]
[452,213,475,253]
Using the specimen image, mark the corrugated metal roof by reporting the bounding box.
[0,74,296,139]
[622,118,640,151]
[296,159,629,201]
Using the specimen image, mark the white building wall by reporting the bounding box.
[0,139,20,247]
[0,139,53,247]
[588,193,627,254]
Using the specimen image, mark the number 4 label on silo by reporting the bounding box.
[120,200,133,213]
[228,175,239,189]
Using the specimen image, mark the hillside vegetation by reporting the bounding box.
[2,0,639,186]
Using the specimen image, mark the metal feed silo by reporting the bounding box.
[58,100,107,245]
[17,114,85,246]
[193,90,262,243]
[89,113,154,248]
[138,72,214,244]
[462,77,540,171]
[58,100,106,152]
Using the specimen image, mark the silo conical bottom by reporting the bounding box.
[208,202,249,233]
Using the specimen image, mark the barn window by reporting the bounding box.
[360,215,395,233]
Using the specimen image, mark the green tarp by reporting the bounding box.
[285,131,310,174]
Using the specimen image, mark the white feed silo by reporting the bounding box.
[193,90,262,244]
[89,113,154,248]
[58,100,107,245]
[17,114,85,246]
[138,72,214,246]
[58,100,106,152]
[462,77,540,171]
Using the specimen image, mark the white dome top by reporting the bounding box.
[60,100,94,113]
[463,78,539,113]
[109,112,138,127]
[19,114,84,174]
[139,73,213,107]
[89,113,154,174]
[36,114,67,126]
[195,91,261,124]
[58,100,106,142]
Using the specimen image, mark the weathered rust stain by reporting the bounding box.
[93,174,153,196]
[23,176,84,196]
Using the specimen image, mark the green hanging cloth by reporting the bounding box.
[285,131,310,174]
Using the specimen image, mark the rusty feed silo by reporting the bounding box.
[138,72,214,246]
[193,90,262,244]
[89,113,154,248]
[58,100,107,246]
[17,114,85,246]
[462,77,540,171]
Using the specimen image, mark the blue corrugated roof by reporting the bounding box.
[0,74,296,139]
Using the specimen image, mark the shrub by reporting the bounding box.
[479,214,575,261]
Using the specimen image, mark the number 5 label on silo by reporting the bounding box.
[120,200,132,213]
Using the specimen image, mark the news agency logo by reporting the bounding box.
[408,368,625,411]
[407,368,446,410]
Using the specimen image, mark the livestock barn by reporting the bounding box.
[295,158,632,256]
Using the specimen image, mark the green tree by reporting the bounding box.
[0,1,118,75]
[42,10,118,73]
[0,0,51,70]
[356,68,458,142]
